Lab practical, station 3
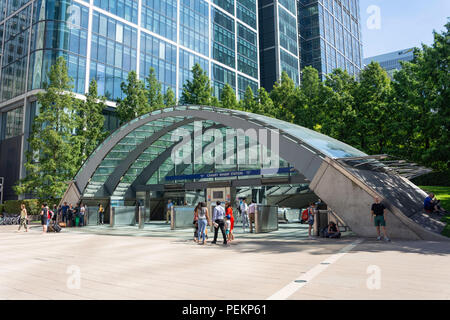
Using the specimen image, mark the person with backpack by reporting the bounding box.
[197,202,210,245]
[40,203,48,234]
[248,200,257,233]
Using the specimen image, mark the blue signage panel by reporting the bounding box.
[165,167,294,181]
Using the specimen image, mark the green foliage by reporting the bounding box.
[220,83,238,109]
[14,56,81,199]
[77,79,108,164]
[116,71,149,124]
[391,21,450,171]
[2,199,60,215]
[269,71,296,122]
[418,185,450,238]
[180,63,213,105]
[146,67,165,110]
[164,87,177,107]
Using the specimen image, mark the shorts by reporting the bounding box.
[226,230,230,235]
[41,216,47,225]
[374,215,386,227]
[249,212,255,222]
[308,219,314,226]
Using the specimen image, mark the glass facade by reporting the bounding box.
[0,0,261,199]
[298,0,363,78]
[258,0,300,91]
[364,48,415,79]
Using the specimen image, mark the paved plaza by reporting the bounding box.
[0,224,449,300]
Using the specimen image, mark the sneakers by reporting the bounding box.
[376,236,382,241]
[211,241,217,244]
[384,236,391,242]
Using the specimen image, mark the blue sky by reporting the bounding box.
[359,0,449,58]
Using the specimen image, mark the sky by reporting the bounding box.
[359,0,449,58]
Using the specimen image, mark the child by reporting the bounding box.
[225,215,231,242]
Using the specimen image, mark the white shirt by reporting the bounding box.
[240,202,248,214]
[213,205,225,220]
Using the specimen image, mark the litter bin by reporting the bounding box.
[75,216,80,227]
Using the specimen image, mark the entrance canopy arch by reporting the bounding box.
[65,105,447,241]
[73,105,366,199]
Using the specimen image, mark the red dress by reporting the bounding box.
[226,207,234,231]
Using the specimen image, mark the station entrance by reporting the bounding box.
[63,106,445,240]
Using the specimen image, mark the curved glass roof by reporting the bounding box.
[227,109,367,159]
[76,106,367,199]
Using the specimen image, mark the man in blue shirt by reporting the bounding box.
[61,202,69,225]
[424,193,446,214]
[211,201,227,245]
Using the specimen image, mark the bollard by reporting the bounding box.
[170,207,174,230]
[138,206,144,229]
[110,207,115,227]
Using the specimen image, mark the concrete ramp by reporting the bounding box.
[59,181,81,207]
[310,158,448,241]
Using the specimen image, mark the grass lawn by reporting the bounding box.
[419,186,450,238]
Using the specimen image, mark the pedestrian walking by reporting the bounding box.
[40,203,48,234]
[307,202,317,239]
[371,196,390,241]
[211,201,227,245]
[197,202,210,245]
[18,203,28,232]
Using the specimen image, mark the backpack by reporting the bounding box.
[48,210,53,219]
[301,209,308,222]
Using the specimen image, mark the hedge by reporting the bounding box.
[411,171,450,187]
[2,199,61,215]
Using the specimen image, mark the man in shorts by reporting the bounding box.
[371,196,390,241]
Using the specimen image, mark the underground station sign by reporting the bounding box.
[165,167,294,181]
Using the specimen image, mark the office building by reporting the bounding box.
[0,0,259,200]
[364,47,415,78]
[298,0,363,79]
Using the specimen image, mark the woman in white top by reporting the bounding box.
[197,202,210,245]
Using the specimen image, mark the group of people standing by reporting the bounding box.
[192,201,235,245]
[58,202,87,228]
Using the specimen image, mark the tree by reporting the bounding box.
[180,63,213,105]
[239,86,257,112]
[164,87,177,107]
[14,56,81,199]
[116,71,149,124]
[353,62,393,154]
[320,68,359,146]
[293,66,324,130]
[220,83,238,109]
[77,79,108,165]
[269,71,296,122]
[392,21,449,171]
[146,67,164,110]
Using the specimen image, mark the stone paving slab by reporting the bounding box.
[0,225,449,300]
